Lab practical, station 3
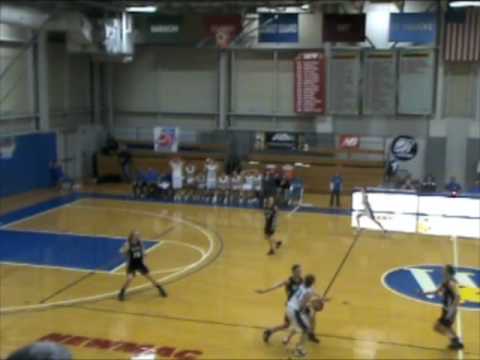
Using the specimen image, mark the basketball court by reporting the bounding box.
[1,0,480,359]
[0,189,478,359]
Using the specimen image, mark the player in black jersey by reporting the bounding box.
[256,264,303,343]
[422,265,464,350]
[264,197,282,255]
[118,230,167,301]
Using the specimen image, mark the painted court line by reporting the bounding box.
[0,205,218,314]
[0,201,75,229]
[1,226,126,240]
[0,261,112,275]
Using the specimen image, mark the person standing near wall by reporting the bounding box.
[445,176,462,194]
[329,172,343,208]
[118,144,132,181]
[170,157,184,201]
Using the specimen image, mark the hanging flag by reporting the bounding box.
[258,14,299,43]
[389,13,437,44]
[323,14,366,42]
[444,8,480,62]
[204,15,242,48]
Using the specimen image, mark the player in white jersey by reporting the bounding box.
[205,158,218,204]
[169,157,184,201]
[184,163,196,201]
[217,173,230,205]
[243,170,256,205]
[356,187,386,234]
[285,275,325,357]
[230,170,243,205]
[253,171,263,205]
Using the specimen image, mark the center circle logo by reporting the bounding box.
[382,265,480,310]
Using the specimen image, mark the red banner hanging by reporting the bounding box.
[204,15,242,48]
[294,52,326,114]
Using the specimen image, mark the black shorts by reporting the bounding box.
[127,260,149,275]
[264,226,275,237]
[438,308,456,328]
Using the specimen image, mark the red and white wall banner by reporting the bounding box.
[294,52,326,114]
[204,15,242,48]
[339,135,360,149]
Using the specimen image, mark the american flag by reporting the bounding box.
[444,8,480,62]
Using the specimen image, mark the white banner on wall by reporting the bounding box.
[153,127,179,153]
[329,51,361,115]
[363,51,396,115]
[351,190,480,239]
[398,49,434,115]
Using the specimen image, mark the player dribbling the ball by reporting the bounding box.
[285,275,328,357]
[422,265,464,350]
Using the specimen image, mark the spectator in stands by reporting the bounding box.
[142,168,160,197]
[401,176,416,191]
[262,165,277,200]
[102,134,119,155]
[386,159,399,181]
[7,341,71,360]
[118,144,132,181]
[49,161,74,191]
[279,164,294,206]
[420,174,437,193]
[329,172,343,208]
[445,176,462,193]
[132,169,147,198]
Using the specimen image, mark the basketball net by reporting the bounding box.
[215,26,232,49]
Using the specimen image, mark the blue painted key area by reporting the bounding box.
[0,229,156,272]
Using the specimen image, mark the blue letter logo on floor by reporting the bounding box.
[383,265,480,310]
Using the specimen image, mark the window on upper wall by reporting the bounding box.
[443,62,476,118]
[0,45,33,116]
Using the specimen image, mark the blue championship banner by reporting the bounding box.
[389,12,437,44]
[258,14,298,43]
[153,127,179,153]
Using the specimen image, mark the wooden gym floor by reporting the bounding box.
[0,187,478,359]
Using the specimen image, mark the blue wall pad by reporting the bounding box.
[0,132,57,197]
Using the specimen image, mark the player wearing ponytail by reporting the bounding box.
[118,230,167,301]
[422,264,464,350]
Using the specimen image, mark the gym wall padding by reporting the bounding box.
[0,132,57,197]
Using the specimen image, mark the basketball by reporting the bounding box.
[312,299,324,312]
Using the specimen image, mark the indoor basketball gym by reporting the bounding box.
[0,1,479,359]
